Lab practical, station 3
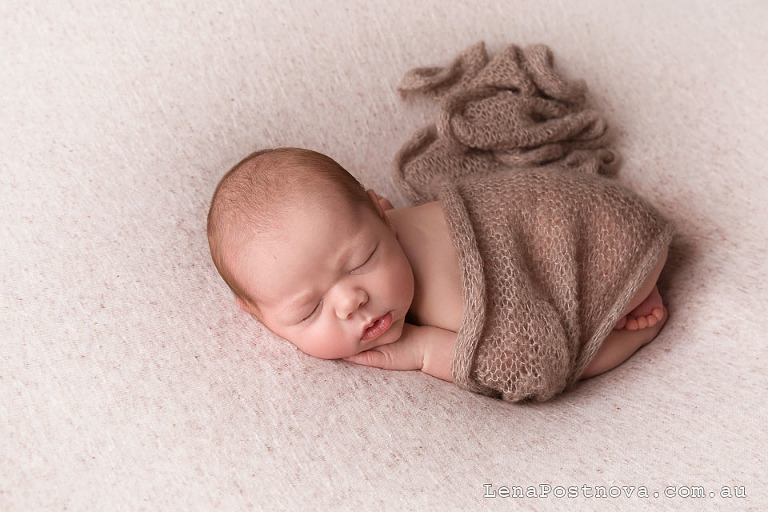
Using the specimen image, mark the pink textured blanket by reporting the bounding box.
[394,43,674,401]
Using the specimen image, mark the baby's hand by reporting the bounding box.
[344,323,424,371]
[344,323,455,382]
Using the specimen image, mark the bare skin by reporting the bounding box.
[582,248,669,379]
[613,249,668,331]
[212,149,671,392]
[348,193,670,382]
[225,181,669,385]
[342,196,462,382]
[580,306,668,379]
[614,286,664,330]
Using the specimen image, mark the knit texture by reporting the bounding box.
[393,43,675,402]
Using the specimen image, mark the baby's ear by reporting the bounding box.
[365,189,397,234]
[366,189,392,218]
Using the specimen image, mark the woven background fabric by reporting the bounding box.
[2,1,766,510]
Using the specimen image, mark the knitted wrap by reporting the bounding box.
[393,43,674,402]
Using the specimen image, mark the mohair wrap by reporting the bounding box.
[393,43,674,402]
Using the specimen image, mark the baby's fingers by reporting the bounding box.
[344,350,389,368]
[344,344,422,372]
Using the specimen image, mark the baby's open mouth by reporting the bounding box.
[361,312,393,342]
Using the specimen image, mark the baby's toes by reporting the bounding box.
[636,316,649,329]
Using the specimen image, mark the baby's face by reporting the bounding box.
[235,191,414,359]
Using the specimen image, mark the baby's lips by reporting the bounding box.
[361,312,393,342]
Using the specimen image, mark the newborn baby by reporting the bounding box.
[207,147,672,401]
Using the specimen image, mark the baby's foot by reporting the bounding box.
[614,286,665,331]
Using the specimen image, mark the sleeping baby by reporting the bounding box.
[206,42,675,402]
[207,147,672,402]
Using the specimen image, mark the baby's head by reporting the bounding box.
[207,148,414,359]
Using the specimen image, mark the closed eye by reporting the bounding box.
[351,244,377,274]
[301,301,321,322]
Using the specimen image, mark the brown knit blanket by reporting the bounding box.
[393,43,674,402]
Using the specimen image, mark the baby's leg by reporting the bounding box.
[614,248,669,331]
[581,306,668,379]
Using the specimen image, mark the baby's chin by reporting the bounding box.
[290,339,368,361]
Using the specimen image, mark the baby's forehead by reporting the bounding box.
[234,195,379,299]
[251,187,364,238]
[287,179,362,214]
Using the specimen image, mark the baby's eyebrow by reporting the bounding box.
[284,292,315,312]
[279,289,322,318]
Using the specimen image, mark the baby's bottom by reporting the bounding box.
[581,248,669,379]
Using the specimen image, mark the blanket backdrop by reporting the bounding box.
[2,1,766,510]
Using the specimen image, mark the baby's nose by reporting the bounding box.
[337,287,368,319]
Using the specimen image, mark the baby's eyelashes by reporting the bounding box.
[300,301,322,322]
[350,244,378,275]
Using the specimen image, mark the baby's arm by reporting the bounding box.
[344,323,455,382]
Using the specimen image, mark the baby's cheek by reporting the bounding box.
[312,318,353,359]
[394,253,415,300]
[377,263,400,297]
